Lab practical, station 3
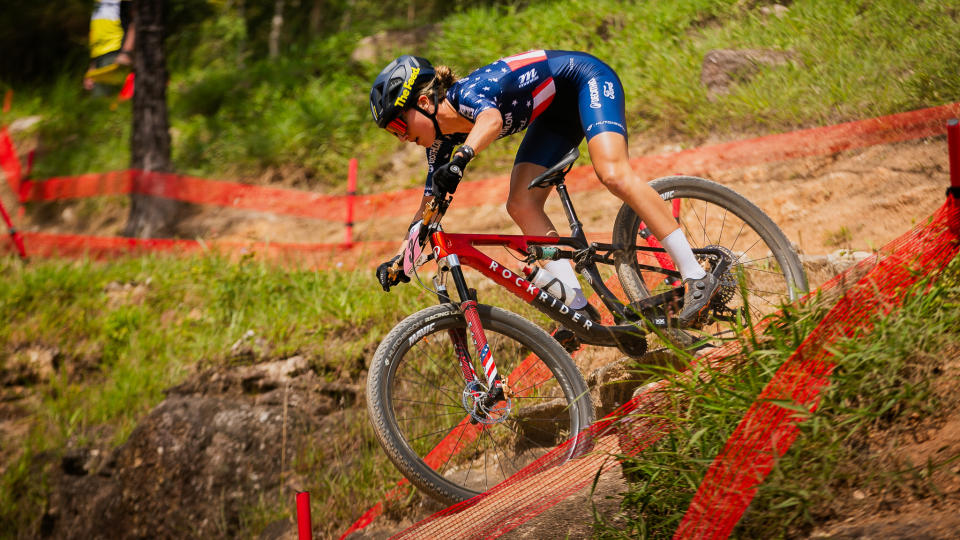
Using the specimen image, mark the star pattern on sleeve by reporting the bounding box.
[446,53,553,141]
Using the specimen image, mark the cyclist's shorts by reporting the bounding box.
[515,52,627,168]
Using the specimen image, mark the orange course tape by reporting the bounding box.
[9,103,960,224]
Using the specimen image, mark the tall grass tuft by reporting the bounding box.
[595,254,960,538]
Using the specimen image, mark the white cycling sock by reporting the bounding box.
[543,259,588,309]
[660,228,707,281]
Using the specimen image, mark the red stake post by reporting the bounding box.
[948,119,959,195]
[0,197,26,259]
[345,158,357,247]
[296,491,312,540]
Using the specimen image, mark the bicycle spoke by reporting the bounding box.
[494,413,568,452]
[717,207,729,246]
[396,410,468,423]
[510,376,555,397]
[413,343,466,387]
[435,421,472,476]
[481,425,517,480]
[394,374,461,402]
[375,303,591,504]
[620,181,803,353]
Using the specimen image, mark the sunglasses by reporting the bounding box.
[386,116,408,138]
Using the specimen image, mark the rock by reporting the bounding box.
[236,355,310,393]
[759,4,789,19]
[2,345,59,385]
[8,115,42,135]
[40,356,358,539]
[350,25,439,64]
[103,280,150,307]
[587,349,682,417]
[44,393,319,539]
[701,48,799,101]
[802,250,874,275]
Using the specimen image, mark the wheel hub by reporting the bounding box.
[462,381,512,425]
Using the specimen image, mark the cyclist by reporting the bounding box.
[371,51,718,326]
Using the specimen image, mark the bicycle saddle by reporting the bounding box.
[528,147,580,189]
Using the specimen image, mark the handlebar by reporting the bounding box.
[387,194,452,280]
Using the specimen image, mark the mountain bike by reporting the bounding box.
[366,147,808,504]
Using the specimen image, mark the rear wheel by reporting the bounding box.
[613,176,808,345]
[367,303,594,505]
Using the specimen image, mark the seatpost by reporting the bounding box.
[555,183,587,243]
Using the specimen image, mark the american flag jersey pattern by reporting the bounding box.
[423,50,626,196]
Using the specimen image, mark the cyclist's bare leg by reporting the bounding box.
[507,162,558,237]
[507,162,592,311]
[588,132,716,323]
[586,132,681,240]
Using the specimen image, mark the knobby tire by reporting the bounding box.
[367,303,594,505]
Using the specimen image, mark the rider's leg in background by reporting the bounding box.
[586,132,707,281]
[507,162,589,309]
[507,162,554,236]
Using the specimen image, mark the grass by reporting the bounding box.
[823,225,853,248]
[593,254,960,539]
[0,249,546,537]
[0,251,425,534]
[4,0,959,189]
[2,0,960,536]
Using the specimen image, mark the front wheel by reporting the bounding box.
[366,303,594,505]
[613,176,808,343]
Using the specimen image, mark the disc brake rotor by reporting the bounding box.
[462,381,512,425]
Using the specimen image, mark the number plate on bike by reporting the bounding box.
[403,221,429,275]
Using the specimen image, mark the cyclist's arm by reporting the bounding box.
[461,108,503,156]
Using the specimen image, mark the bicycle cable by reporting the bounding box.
[408,254,458,304]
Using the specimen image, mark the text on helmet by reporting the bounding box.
[394,67,421,108]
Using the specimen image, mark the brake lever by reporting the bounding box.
[418,195,451,244]
[388,261,403,280]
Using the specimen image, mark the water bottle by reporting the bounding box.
[522,265,577,306]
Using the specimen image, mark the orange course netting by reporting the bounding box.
[4,98,960,537]
[2,103,959,231]
[2,103,959,268]
[674,195,960,538]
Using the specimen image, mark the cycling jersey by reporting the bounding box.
[423,50,627,196]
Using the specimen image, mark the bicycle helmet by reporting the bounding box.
[369,55,436,128]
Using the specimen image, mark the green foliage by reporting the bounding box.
[4,0,959,188]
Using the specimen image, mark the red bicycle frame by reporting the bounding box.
[428,229,655,351]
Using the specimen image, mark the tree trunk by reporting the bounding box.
[309,0,323,34]
[269,0,285,59]
[124,0,183,238]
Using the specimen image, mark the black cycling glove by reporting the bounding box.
[432,145,475,196]
[376,254,410,292]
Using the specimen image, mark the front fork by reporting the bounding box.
[435,255,504,398]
